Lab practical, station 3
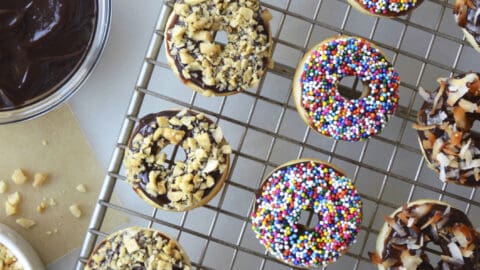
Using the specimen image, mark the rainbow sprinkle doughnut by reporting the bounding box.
[293,36,400,141]
[348,0,423,17]
[251,159,362,267]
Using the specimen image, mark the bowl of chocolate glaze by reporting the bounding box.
[0,0,111,124]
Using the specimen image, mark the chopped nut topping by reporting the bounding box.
[16,218,35,229]
[33,173,48,187]
[0,180,8,194]
[11,169,27,185]
[85,227,191,270]
[76,184,87,193]
[69,204,82,218]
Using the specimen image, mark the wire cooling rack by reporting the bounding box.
[75,0,480,269]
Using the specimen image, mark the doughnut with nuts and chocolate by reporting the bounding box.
[124,109,231,211]
[164,0,273,97]
[369,199,480,269]
[414,73,480,186]
[251,159,363,268]
[85,226,191,270]
[454,0,480,53]
[293,36,400,141]
[347,0,424,17]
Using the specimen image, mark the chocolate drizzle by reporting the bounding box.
[0,0,97,110]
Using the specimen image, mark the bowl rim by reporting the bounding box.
[0,0,113,125]
[0,223,45,270]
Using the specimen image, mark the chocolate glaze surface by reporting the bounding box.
[0,0,96,110]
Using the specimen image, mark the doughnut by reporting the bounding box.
[369,199,480,269]
[164,0,273,96]
[251,159,363,268]
[124,109,231,211]
[347,0,424,17]
[454,0,480,53]
[293,36,400,141]
[85,227,191,269]
[414,73,480,186]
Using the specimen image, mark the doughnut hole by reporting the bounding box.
[337,76,370,100]
[162,144,187,168]
[213,30,228,45]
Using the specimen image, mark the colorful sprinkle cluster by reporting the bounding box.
[357,0,419,15]
[300,37,400,141]
[251,161,362,267]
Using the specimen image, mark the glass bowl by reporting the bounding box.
[0,0,112,124]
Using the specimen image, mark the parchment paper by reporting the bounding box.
[0,105,125,264]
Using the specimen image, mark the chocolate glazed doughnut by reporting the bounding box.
[370,200,480,270]
[124,109,231,211]
[414,73,480,186]
[164,0,273,96]
[454,0,480,53]
[85,227,192,270]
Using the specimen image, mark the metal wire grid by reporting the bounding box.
[75,0,480,269]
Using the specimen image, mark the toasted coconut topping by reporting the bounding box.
[454,0,480,47]
[416,73,480,186]
[371,201,480,269]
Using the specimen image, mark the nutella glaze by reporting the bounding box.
[370,201,480,270]
[0,0,96,110]
[454,0,480,45]
[415,73,480,186]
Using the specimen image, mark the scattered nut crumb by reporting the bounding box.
[16,218,35,229]
[0,181,8,194]
[11,169,27,185]
[36,202,48,214]
[49,198,57,207]
[46,230,52,235]
[7,192,21,206]
[69,204,82,218]
[42,140,48,146]
[5,202,17,216]
[33,173,48,188]
[76,184,87,193]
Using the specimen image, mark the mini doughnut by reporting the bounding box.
[454,0,480,53]
[414,73,480,186]
[124,109,231,211]
[251,159,363,268]
[165,0,273,96]
[370,199,480,269]
[85,227,191,269]
[348,0,424,17]
[293,36,400,141]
